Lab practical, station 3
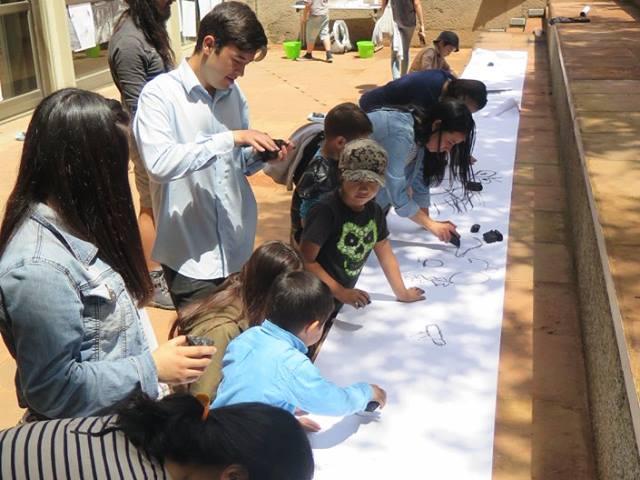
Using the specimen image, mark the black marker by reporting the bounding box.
[365,401,380,412]
[449,231,461,248]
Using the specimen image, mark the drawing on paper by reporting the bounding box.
[403,240,494,288]
[430,170,502,214]
[412,324,447,346]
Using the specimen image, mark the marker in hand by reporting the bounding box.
[449,231,461,248]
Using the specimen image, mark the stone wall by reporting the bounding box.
[241,0,547,46]
[547,23,640,480]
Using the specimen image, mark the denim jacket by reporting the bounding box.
[0,204,158,419]
[368,109,431,217]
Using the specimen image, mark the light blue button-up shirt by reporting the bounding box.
[213,320,373,415]
[369,109,432,218]
[133,59,263,279]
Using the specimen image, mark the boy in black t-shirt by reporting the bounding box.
[291,103,373,246]
[301,139,425,311]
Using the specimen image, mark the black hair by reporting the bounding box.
[267,271,335,333]
[170,241,303,337]
[324,102,373,141]
[0,88,152,305]
[105,393,314,480]
[116,0,175,69]
[444,79,488,110]
[412,99,476,191]
[195,1,268,60]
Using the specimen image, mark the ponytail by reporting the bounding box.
[104,393,314,480]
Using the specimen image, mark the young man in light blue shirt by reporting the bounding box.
[213,271,387,431]
[134,2,287,310]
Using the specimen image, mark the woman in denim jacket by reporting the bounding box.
[369,99,476,243]
[0,89,214,420]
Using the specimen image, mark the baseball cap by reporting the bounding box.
[338,138,387,186]
[434,31,460,51]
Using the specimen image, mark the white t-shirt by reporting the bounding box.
[306,0,329,16]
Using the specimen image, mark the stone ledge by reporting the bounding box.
[547,1,640,477]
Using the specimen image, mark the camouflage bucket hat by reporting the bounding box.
[338,138,387,186]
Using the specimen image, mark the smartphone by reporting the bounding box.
[186,335,215,347]
[258,139,287,162]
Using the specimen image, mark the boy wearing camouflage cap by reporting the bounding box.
[300,139,425,315]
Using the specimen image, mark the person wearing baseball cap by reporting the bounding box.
[300,138,425,319]
[338,138,388,186]
[409,30,460,75]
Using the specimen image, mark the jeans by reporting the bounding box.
[391,26,415,79]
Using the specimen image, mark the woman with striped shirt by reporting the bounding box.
[0,393,314,480]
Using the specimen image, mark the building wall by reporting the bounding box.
[243,0,546,47]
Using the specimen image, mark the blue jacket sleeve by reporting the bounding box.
[370,111,421,218]
[408,150,431,208]
[285,356,373,416]
[1,263,158,418]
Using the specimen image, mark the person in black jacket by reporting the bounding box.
[290,103,373,246]
[108,0,176,309]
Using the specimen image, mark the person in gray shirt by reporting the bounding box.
[382,0,425,79]
[109,0,176,310]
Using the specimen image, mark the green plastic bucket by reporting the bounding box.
[283,41,301,60]
[85,45,101,58]
[357,40,375,59]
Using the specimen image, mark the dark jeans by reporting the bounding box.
[161,265,226,312]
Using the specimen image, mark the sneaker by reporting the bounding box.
[301,52,313,60]
[326,51,333,63]
[149,270,175,310]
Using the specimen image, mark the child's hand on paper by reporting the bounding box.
[396,287,425,303]
[426,219,458,242]
[298,416,322,433]
[370,384,387,409]
[337,287,371,309]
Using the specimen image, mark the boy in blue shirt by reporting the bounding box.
[213,271,386,424]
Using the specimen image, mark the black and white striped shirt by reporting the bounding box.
[0,415,170,479]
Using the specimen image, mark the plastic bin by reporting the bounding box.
[356,41,375,59]
[283,41,302,60]
[85,45,101,58]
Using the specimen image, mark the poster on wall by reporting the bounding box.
[198,0,222,19]
[93,0,125,45]
[68,3,97,52]
[180,0,197,37]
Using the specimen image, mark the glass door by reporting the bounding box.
[0,0,43,120]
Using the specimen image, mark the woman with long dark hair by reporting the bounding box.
[0,89,213,420]
[170,241,303,399]
[109,0,177,309]
[0,393,314,480]
[369,99,476,242]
